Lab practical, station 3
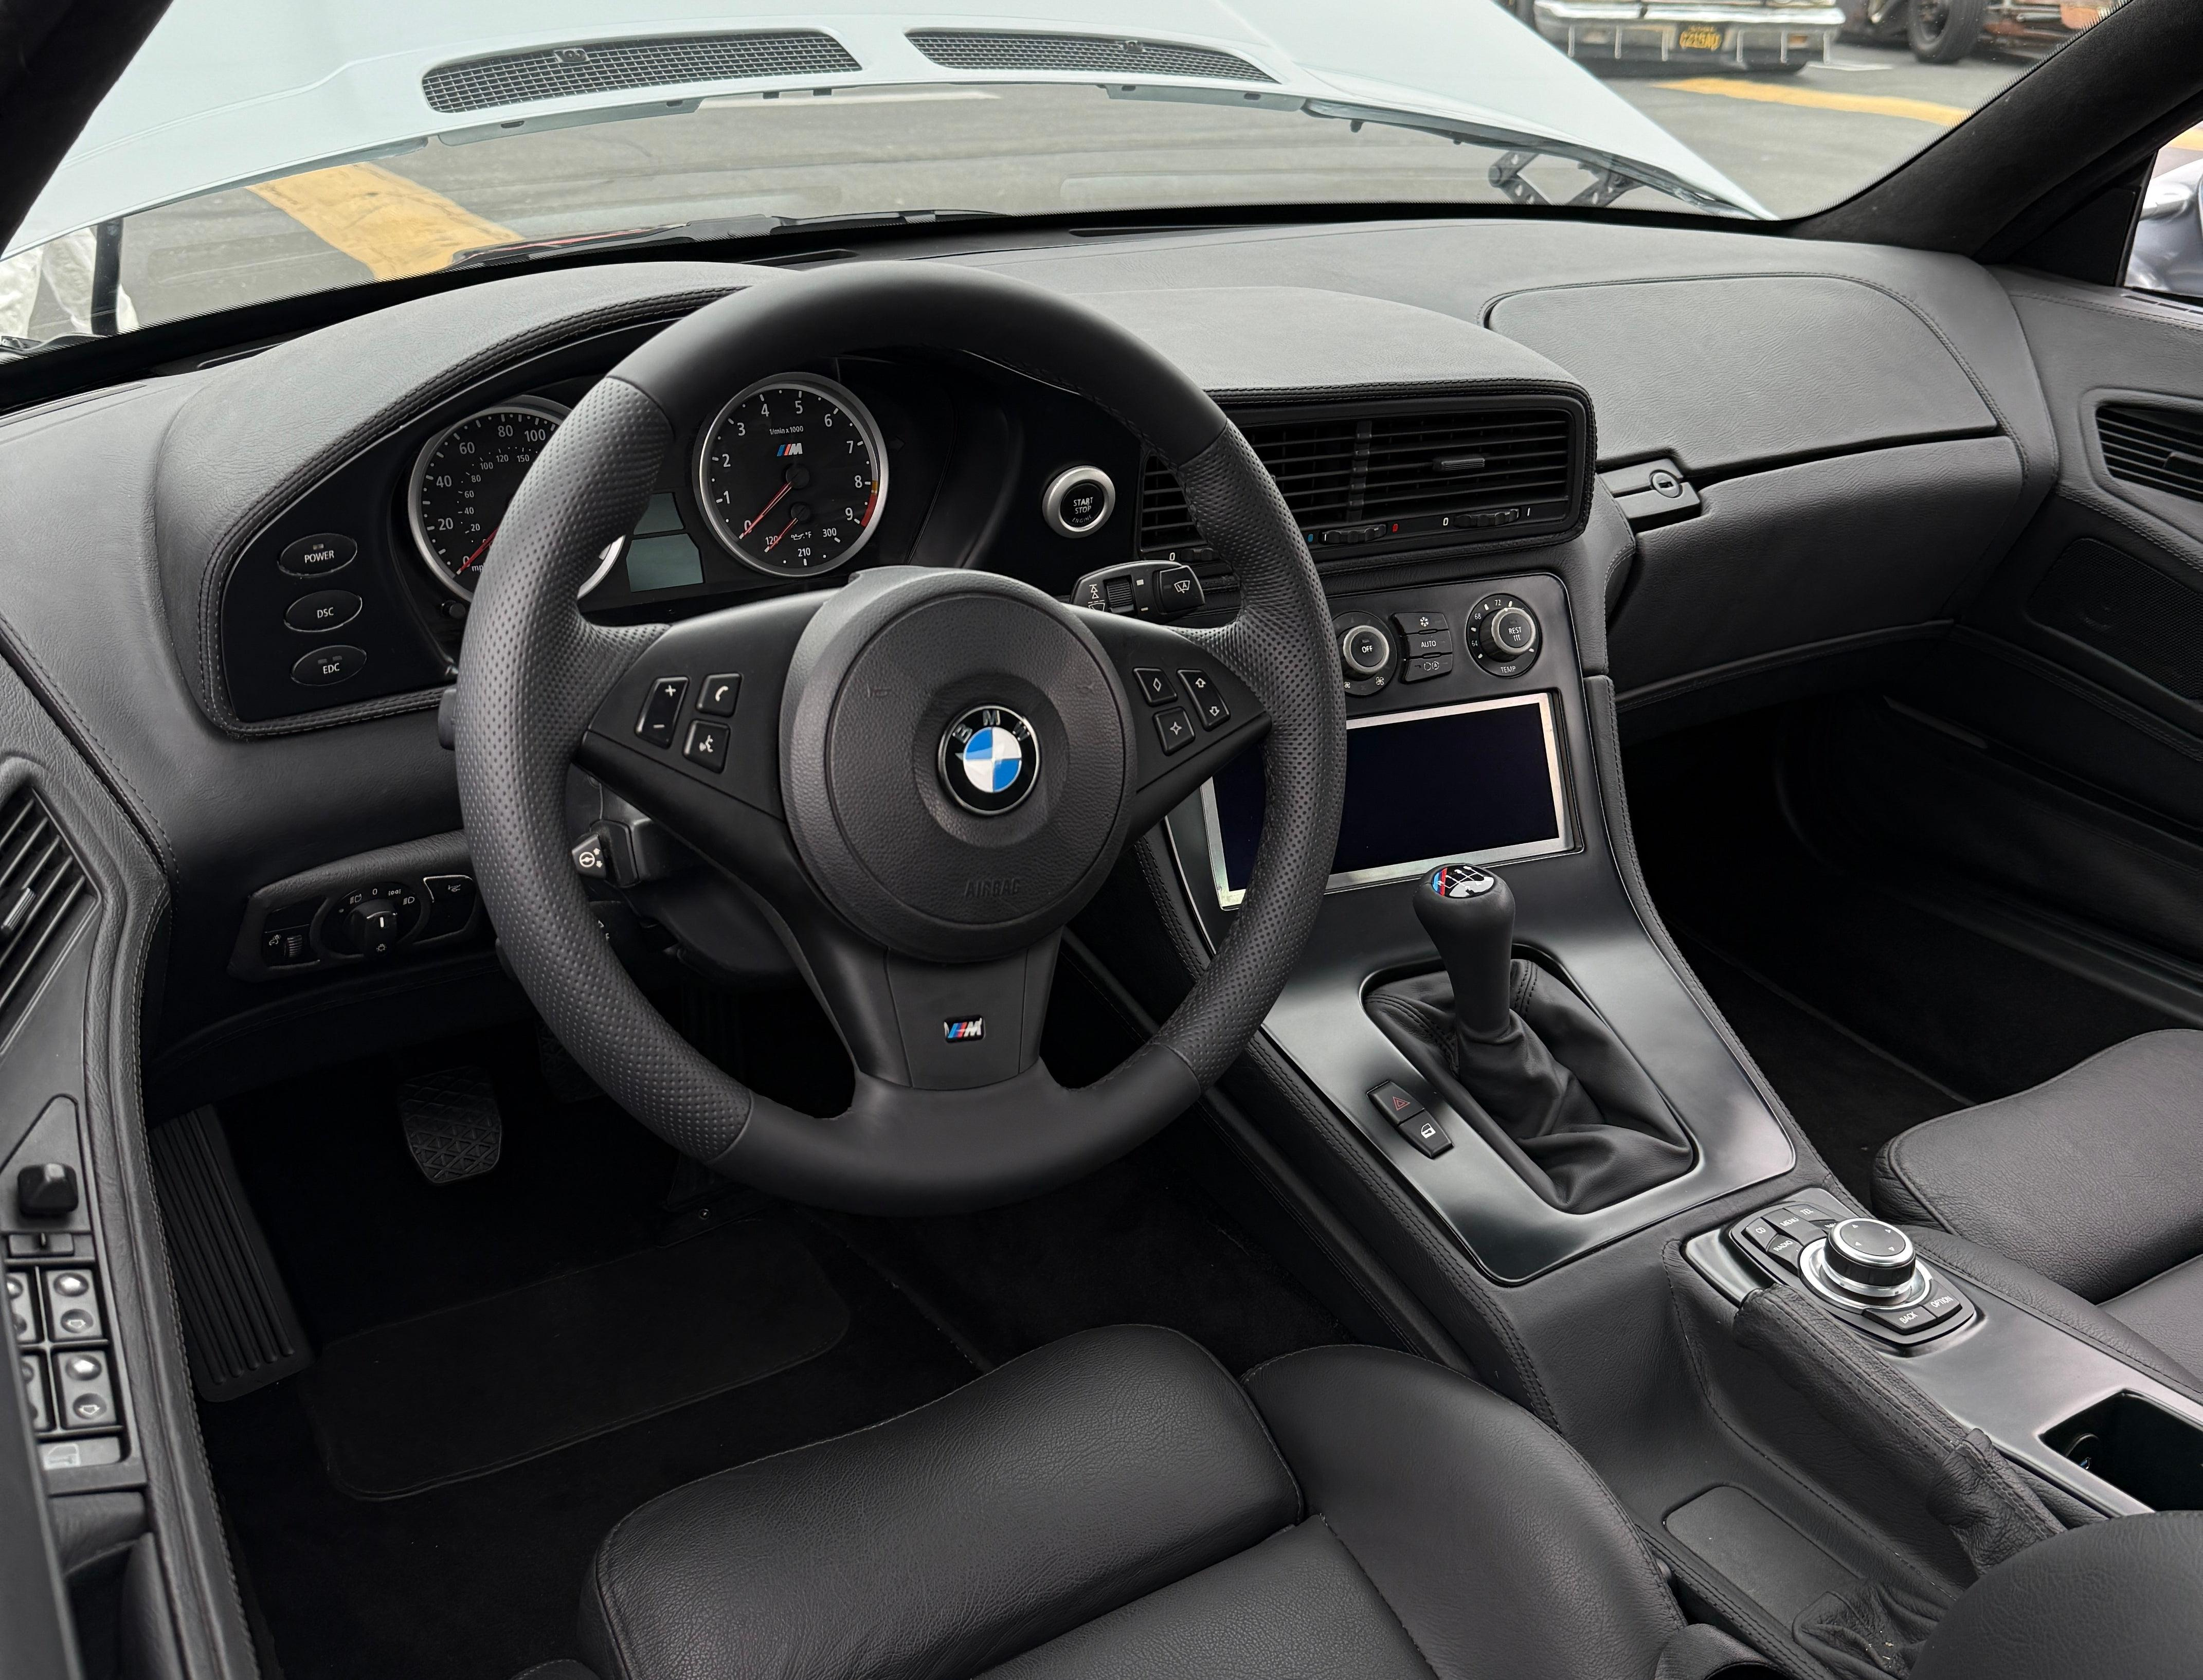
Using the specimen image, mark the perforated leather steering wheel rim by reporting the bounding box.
[452,263,1345,1213]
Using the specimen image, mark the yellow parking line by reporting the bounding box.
[247,163,517,279]
[1654,77,1971,128]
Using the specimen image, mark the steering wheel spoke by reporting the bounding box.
[1079,613,1271,836]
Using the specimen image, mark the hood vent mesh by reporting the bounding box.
[1141,406,1577,553]
[2099,404,2203,503]
[424,32,862,115]
[0,789,89,1038]
[906,30,1272,82]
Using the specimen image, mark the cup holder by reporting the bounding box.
[2043,1393,2203,1510]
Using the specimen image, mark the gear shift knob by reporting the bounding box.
[1413,862,1516,1039]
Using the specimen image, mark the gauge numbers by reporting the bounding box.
[696,375,887,576]
[408,398,568,599]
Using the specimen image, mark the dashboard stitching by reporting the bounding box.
[193,285,743,738]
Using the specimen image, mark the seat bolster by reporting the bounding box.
[1245,1344,1682,1680]
[582,1325,1296,1680]
[1873,1029,2203,1303]
[1909,1229,2203,1400]
[2102,1254,2203,1390]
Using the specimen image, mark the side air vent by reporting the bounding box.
[0,788,91,1039]
[2098,403,2203,502]
[906,29,1273,82]
[423,32,862,115]
[1141,402,1583,560]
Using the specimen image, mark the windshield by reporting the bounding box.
[1,0,2112,351]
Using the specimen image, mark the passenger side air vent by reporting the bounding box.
[906,30,1273,82]
[0,789,91,1039]
[1140,401,1584,563]
[422,32,862,114]
[2098,403,2203,502]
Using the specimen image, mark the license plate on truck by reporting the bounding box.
[1678,24,1723,48]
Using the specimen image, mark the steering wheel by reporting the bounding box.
[452,263,1345,1213]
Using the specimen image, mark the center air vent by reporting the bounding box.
[423,32,861,115]
[1140,402,1582,558]
[2098,403,2203,503]
[0,788,90,1040]
[906,30,1273,82]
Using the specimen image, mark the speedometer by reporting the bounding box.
[695,374,887,576]
[407,398,568,599]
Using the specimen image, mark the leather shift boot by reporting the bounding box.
[1367,963,1694,1212]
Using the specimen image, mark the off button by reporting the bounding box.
[292,645,367,687]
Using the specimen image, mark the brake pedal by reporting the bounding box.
[399,1067,503,1185]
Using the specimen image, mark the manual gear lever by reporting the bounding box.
[1368,859,1694,1212]
[1412,862,1516,1039]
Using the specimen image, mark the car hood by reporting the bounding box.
[9,0,1765,259]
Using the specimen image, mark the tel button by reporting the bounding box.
[284,590,362,634]
[292,645,366,687]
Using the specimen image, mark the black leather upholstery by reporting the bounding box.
[580,1326,1695,1680]
[1908,1513,2203,1680]
[1873,1031,2203,1378]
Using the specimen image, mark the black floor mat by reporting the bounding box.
[303,1219,850,1497]
[206,1218,974,1680]
[1678,938,1958,1202]
[1627,709,2179,1186]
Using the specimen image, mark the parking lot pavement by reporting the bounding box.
[86,46,2055,335]
[1606,41,2030,216]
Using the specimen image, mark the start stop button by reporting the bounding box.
[1041,466,1116,537]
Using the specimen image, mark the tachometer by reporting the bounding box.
[695,374,887,576]
[407,398,568,598]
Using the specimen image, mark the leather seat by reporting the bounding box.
[1874,1028,2203,1383]
[574,1324,1756,1680]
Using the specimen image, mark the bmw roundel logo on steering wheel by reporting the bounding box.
[940,705,1040,816]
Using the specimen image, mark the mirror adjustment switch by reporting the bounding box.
[16,1163,78,1218]
[636,677,688,746]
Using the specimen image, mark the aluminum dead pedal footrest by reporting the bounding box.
[399,1067,503,1185]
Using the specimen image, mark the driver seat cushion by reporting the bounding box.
[579,1325,1687,1680]
[1872,1029,2203,1380]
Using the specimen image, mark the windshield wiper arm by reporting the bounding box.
[445,209,1010,271]
[1298,98,1756,218]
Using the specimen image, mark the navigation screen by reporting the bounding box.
[1205,695,1567,904]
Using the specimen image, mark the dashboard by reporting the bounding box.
[0,216,2057,1103]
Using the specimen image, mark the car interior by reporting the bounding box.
[11,3,2203,1678]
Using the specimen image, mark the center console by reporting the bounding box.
[1161,570,1796,1281]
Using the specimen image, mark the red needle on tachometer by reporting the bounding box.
[741,481,792,538]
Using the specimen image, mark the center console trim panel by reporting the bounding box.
[1167,570,1795,1282]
